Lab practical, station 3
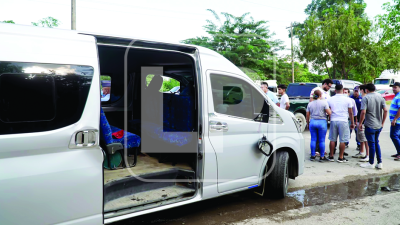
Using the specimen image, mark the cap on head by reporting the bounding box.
[101,80,111,87]
[354,86,359,91]
[391,82,400,88]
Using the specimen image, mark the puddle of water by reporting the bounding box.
[112,173,400,225]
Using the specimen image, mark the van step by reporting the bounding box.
[104,185,195,212]
[104,168,195,204]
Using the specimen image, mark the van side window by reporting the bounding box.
[0,61,94,135]
[210,74,255,120]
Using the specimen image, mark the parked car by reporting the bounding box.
[0,23,304,225]
[286,82,322,132]
[377,89,395,101]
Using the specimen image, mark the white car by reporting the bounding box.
[0,23,304,225]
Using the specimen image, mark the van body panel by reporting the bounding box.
[0,24,102,225]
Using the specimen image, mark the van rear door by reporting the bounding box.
[0,24,103,225]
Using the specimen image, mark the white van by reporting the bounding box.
[0,24,304,225]
[374,70,400,90]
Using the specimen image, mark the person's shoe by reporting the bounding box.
[344,152,349,156]
[328,156,335,162]
[391,154,400,158]
[375,163,383,169]
[310,156,316,161]
[352,153,366,158]
[394,155,400,161]
[359,156,369,162]
[360,163,375,169]
[319,156,330,162]
[337,157,349,163]
[356,145,360,150]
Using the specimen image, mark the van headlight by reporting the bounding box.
[292,116,302,133]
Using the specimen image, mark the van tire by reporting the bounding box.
[294,112,306,132]
[265,151,289,199]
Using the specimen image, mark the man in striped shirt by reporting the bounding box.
[389,82,400,161]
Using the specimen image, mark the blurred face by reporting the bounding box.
[102,87,110,95]
[322,82,333,91]
[353,90,359,97]
[278,88,284,95]
[393,86,400,95]
[261,84,268,93]
[343,89,349,96]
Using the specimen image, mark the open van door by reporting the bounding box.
[0,24,103,225]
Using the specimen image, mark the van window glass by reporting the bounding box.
[161,76,180,93]
[210,74,253,120]
[101,76,111,102]
[0,61,94,135]
[252,88,269,123]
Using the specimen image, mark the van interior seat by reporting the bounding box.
[100,108,141,168]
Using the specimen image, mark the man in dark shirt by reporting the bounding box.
[350,86,362,150]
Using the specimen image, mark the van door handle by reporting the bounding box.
[69,129,98,148]
[210,121,228,131]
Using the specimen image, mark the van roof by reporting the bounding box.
[379,70,400,78]
[0,23,248,82]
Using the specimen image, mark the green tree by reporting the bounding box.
[182,10,284,79]
[298,1,374,80]
[377,0,400,42]
[1,20,15,24]
[31,17,60,28]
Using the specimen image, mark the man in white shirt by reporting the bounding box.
[327,84,355,163]
[344,88,358,150]
[277,84,290,110]
[309,79,334,102]
[261,82,279,104]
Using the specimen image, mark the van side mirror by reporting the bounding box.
[223,86,243,105]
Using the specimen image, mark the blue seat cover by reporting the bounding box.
[100,108,140,148]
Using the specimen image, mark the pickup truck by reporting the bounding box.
[286,83,322,132]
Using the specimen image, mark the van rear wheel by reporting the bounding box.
[265,151,289,199]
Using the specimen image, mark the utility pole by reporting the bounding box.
[71,0,76,30]
[286,22,294,83]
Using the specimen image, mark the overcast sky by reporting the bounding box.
[0,0,390,56]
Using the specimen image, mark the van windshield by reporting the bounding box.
[375,79,390,85]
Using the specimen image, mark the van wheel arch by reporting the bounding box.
[266,148,298,179]
[256,148,298,195]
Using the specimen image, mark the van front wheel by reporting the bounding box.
[265,151,289,199]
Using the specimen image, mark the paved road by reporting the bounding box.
[113,116,400,225]
[234,190,400,225]
[291,117,400,191]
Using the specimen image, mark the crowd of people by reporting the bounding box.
[260,79,400,169]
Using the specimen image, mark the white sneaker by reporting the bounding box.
[359,156,369,162]
[360,163,375,169]
[352,153,366,158]
[375,163,383,169]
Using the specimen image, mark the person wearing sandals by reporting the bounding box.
[306,90,332,162]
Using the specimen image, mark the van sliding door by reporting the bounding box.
[0,27,102,225]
